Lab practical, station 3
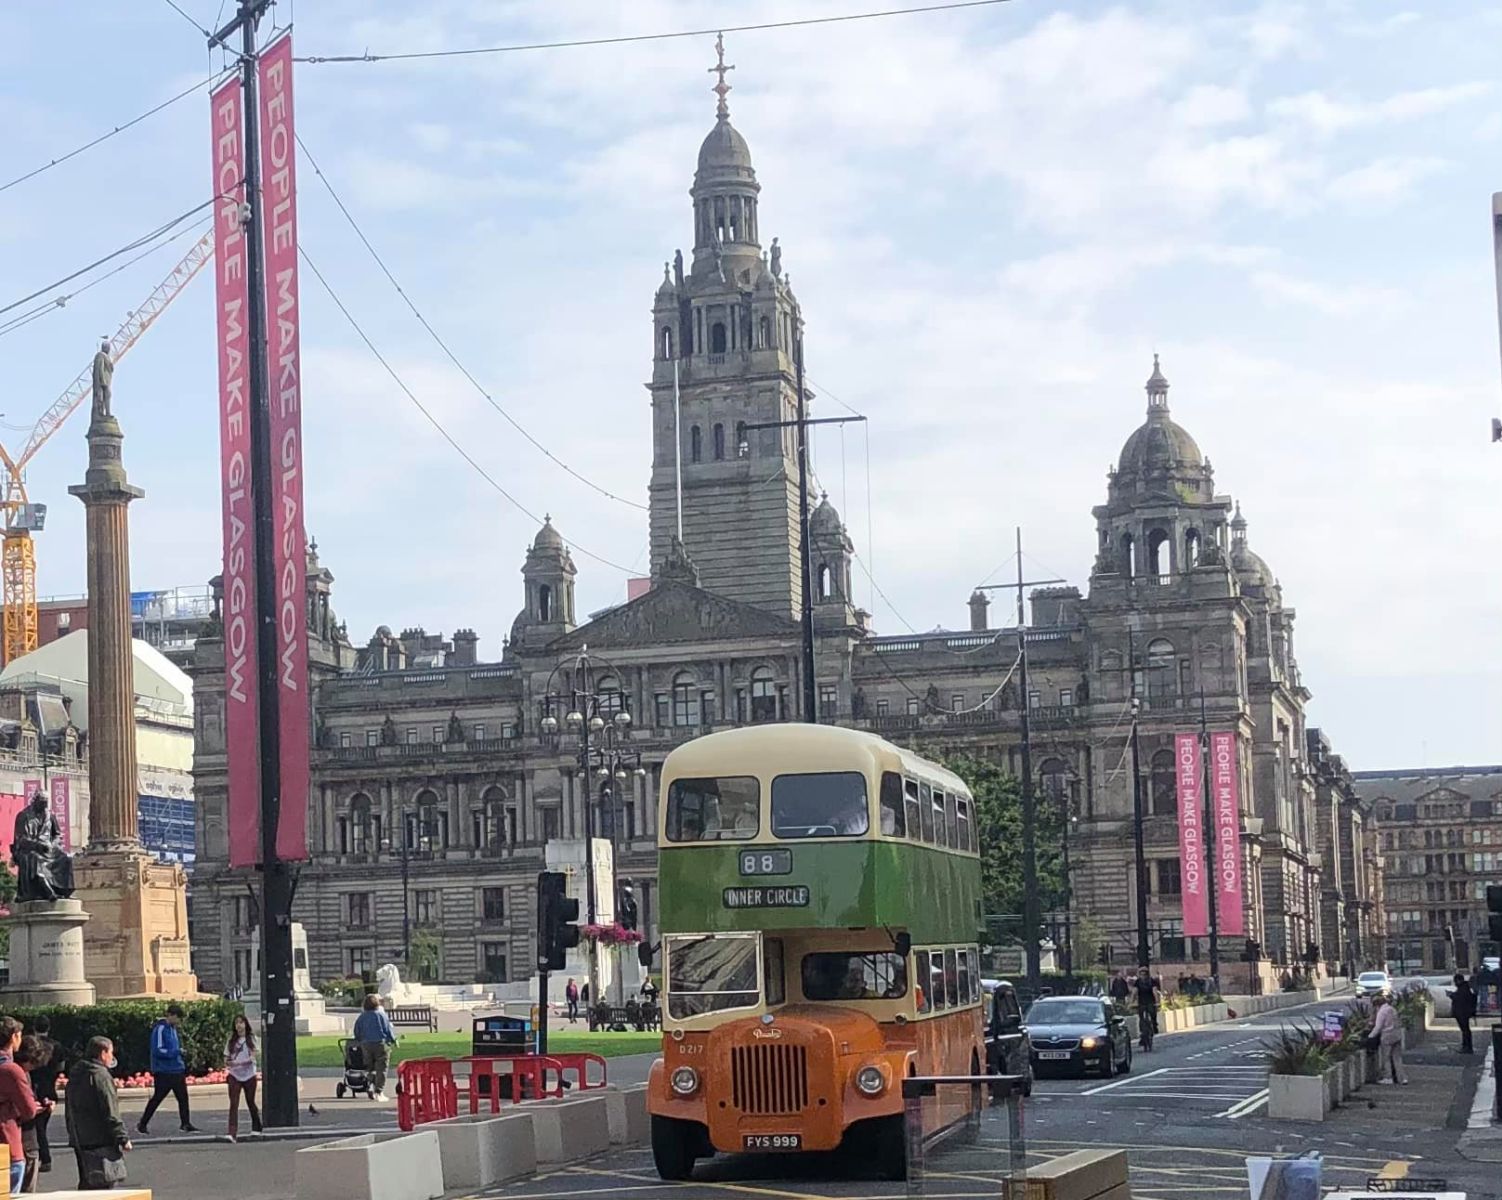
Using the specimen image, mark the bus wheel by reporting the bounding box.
[876,1114,907,1181]
[651,1115,697,1181]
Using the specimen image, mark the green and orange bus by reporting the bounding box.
[646,724,986,1180]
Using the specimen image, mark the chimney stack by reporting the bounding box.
[968,590,989,632]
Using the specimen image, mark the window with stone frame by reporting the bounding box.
[750,668,778,723]
[1156,859,1182,896]
[541,806,560,842]
[412,889,439,926]
[345,892,372,928]
[481,887,506,923]
[876,699,890,716]
[346,946,374,977]
[672,673,700,726]
[339,730,351,748]
[478,942,508,984]
[820,685,838,718]
[1150,749,1177,816]
[365,729,379,747]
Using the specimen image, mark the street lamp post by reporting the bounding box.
[1061,801,1079,982]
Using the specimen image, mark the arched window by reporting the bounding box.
[1150,749,1176,816]
[690,425,702,463]
[713,423,725,460]
[346,792,372,855]
[411,788,446,853]
[1121,532,1135,579]
[710,323,727,353]
[736,421,748,457]
[537,584,552,622]
[1146,638,1175,699]
[817,563,831,600]
[750,666,777,723]
[1147,528,1170,583]
[659,326,673,359]
[1038,758,1070,807]
[672,672,700,727]
[1185,528,1201,568]
[473,785,508,850]
[759,316,772,348]
[596,675,623,718]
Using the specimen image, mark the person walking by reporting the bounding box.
[353,994,397,1102]
[1109,970,1131,1005]
[1448,972,1477,1055]
[0,1018,45,1196]
[65,1038,131,1191]
[565,978,580,1023]
[24,1017,56,1177]
[136,1004,197,1135]
[1372,993,1408,1085]
[224,1015,262,1140]
[14,1037,52,1192]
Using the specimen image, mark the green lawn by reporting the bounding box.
[296,1030,661,1068]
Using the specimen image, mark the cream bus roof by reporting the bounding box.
[661,724,971,797]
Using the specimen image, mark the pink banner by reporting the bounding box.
[258,32,310,863]
[49,776,71,852]
[1209,731,1245,936]
[1174,734,1208,937]
[0,792,25,878]
[212,73,262,868]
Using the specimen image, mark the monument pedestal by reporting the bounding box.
[0,899,97,1006]
[73,847,197,998]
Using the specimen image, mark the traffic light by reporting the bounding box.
[1487,884,1502,947]
[537,871,580,972]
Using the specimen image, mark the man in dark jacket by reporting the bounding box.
[28,1014,58,1173]
[1449,972,1478,1054]
[65,1038,131,1190]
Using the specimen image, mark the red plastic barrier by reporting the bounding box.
[397,1057,459,1131]
[548,1052,608,1091]
[461,1054,564,1114]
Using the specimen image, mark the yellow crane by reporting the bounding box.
[1,230,215,664]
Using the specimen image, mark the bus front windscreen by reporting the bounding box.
[667,934,761,1018]
[771,772,868,838]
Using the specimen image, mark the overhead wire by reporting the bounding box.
[298,244,635,576]
[294,133,650,513]
[161,0,210,36]
[296,0,1017,64]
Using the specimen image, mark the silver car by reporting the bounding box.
[1355,970,1391,997]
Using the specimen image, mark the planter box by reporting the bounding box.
[1267,1073,1329,1122]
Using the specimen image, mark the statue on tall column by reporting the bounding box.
[90,339,113,421]
[11,792,75,902]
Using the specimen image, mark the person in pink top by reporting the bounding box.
[224,1015,262,1141]
[1371,993,1408,1085]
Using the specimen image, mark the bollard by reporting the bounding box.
[1493,1023,1501,1123]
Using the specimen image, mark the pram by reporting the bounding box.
[334,1039,376,1099]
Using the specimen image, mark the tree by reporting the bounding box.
[941,753,1066,944]
[409,930,442,984]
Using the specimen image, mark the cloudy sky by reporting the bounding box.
[1,0,1499,769]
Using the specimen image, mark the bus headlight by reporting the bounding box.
[670,1066,700,1096]
[1080,1037,1098,1050]
[855,1066,885,1096]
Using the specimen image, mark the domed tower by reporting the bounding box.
[1090,356,1232,585]
[510,516,576,651]
[646,36,806,619]
[808,492,855,628]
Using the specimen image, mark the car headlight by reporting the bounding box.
[670,1066,699,1096]
[855,1066,885,1096]
[1080,1037,1098,1050]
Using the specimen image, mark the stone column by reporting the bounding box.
[69,412,142,849]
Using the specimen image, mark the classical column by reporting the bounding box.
[69,402,143,849]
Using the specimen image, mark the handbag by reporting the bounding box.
[81,1146,128,1188]
[1363,1033,1380,1052]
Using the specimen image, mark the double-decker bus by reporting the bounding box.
[646,724,985,1180]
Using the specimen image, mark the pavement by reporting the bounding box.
[30,1011,1500,1199]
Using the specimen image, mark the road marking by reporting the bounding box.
[1377,1160,1411,1179]
[1080,1067,1168,1095]
[571,1165,831,1200]
[1216,1088,1269,1118]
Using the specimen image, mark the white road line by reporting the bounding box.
[1217,1088,1270,1118]
[1080,1067,1169,1095]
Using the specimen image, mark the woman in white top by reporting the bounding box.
[224,1016,263,1140]
[1371,994,1408,1085]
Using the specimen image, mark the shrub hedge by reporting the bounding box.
[0,1000,243,1076]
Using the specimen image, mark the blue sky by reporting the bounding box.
[1,0,1500,770]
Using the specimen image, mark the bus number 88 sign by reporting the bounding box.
[739,849,792,876]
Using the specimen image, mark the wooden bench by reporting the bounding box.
[388,1004,438,1032]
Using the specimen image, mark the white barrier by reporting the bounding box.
[295,1131,443,1200]
[432,1111,536,1190]
[530,1094,612,1165]
[604,1084,651,1146]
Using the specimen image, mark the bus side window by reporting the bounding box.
[929,952,946,1012]
[904,779,922,839]
[919,783,934,843]
[915,951,931,1013]
[879,772,905,837]
[955,797,972,853]
[765,938,785,1006]
[957,948,972,1005]
[943,790,958,848]
[943,948,959,1008]
[932,788,949,848]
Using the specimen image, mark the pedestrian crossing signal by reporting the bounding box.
[538,871,581,972]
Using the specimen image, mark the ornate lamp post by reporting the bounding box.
[539,648,645,1026]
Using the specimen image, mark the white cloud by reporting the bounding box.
[1326,155,1449,203]
[1268,82,1493,136]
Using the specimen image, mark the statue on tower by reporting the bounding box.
[90,339,114,421]
[770,237,782,278]
[11,791,75,903]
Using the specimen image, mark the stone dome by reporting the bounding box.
[697,116,753,172]
[810,493,842,533]
[531,515,564,552]
[1115,355,1203,478]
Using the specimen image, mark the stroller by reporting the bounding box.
[334,1039,375,1099]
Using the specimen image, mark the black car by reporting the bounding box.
[985,980,1034,1096]
[1025,995,1132,1078]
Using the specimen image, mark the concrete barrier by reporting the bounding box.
[530,1094,612,1165]
[432,1111,536,1190]
[603,1084,651,1146]
[295,1131,443,1200]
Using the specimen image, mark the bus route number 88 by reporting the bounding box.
[739,849,792,876]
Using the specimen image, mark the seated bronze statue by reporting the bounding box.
[11,792,74,903]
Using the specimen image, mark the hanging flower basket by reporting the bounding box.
[582,923,644,945]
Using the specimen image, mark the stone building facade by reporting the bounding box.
[187,60,1368,994]
[1352,766,1502,973]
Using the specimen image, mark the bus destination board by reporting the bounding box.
[723,885,810,909]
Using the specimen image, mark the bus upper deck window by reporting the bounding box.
[918,783,934,843]
[771,772,868,838]
[665,776,760,842]
[943,790,957,848]
[932,788,949,848]
[955,797,973,853]
[879,772,905,837]
[904,779,921,839]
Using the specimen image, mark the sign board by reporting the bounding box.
[1174,733,1208,936]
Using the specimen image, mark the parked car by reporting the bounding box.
[1355,970,1392,998]
[985,980,1033,1096]
[1024,994,1132,1078]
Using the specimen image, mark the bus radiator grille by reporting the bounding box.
[731,1044,809,1115]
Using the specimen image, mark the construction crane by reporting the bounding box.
[1,230,215,664]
